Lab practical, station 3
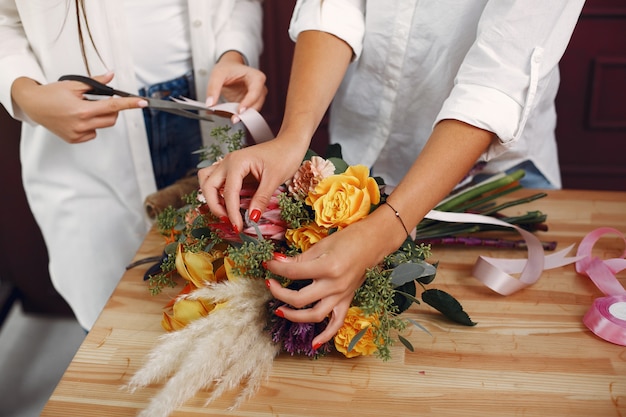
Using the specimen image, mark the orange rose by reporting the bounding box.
[306,165,380,229]
[334,307,379,358]
[285,222,329,252]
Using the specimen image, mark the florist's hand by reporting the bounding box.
[11,72,147,143]
[205,51,267,119]
[198,136,307,233]
[264,212,403,349]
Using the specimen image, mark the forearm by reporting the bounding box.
[377,120,495,251]
[277,30,352,147]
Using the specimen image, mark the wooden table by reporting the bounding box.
[41,189,626,417]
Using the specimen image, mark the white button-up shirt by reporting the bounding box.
[290,0,585,188]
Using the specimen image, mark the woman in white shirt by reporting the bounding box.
[0,0,265,330]
[198,0,585,348]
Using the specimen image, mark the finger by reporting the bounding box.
[221,168,246,232]
[311,300,351,347]
[246,173,284,224]
[238,75,267,112]
[101,96,148,112]
[198,166,228,219]
[267,277,332,310]
[274,291,342,323]
[205,71,228,107]
[91,72,115,85]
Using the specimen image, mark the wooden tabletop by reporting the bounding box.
[41,189,626,417]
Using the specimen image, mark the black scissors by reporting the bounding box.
[58,74,217,122]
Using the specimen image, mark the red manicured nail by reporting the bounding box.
[233,224,240,234]
[274,308,285,318]
[249,209,261,223]
[262,261,268,269]
[312,342,322,350]
[264,279,271,289]
[273,252,287,261]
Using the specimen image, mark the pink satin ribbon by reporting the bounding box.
[574,228,626,346]
[171,98,275,144]
[425,210,583,295]
[209,102,274,144]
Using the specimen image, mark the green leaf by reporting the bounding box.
[421,289,476,326]
[347,327,369,353]
[393,282,418,314]
[328,157,349,174]
[405,318,432,336]
[190,227,212,239]
[164,242,178,255]
[390,261,437,286]
[398,334,414,352]
[324,143,343,159]
[239,232,259,244]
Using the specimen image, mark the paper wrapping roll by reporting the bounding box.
[144,175,200,219]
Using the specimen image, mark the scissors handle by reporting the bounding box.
[58,74,133,98]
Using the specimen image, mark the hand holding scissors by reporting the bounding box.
[11,72,149,143]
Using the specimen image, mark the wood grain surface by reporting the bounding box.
[41,189,626,417]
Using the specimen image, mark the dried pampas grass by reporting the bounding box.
[124,277,279,417]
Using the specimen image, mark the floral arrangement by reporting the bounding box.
[126,127,550,416]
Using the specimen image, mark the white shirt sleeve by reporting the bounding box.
[289,0,366,59]
[436,0,584,155]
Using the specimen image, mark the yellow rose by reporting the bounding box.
[334,307,379,358]
[306,165,380,229]
[285,222,329,252]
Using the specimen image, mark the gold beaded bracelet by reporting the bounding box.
[383,201,410,238]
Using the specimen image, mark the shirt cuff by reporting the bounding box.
[435,83,523,160]
[289,0,366,59]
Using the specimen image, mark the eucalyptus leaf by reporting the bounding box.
[398,335,415,352]
[405,318,432,336]
[421,289,476,326]
[164,242,178,255]
[347,327,369,353]
[239,233,259,244]
[390,262,436,286]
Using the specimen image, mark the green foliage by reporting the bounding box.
[196,125,245,166]
[354,266,407,361]
[422,289,477,326]
[227,236,275,280]
[277,192,312,229]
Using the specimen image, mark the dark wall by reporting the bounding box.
[0,105,73,318]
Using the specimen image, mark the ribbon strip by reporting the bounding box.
[574,228,626,346]
[424,210,583,295]
[171,98,275,144]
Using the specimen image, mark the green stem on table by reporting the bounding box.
[435,169,526,212]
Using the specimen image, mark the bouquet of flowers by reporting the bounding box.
[125,128,476,416]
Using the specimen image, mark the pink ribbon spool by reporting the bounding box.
[575,228,626,346]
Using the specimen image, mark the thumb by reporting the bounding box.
[92,71,115,85]
[205,73,227,107]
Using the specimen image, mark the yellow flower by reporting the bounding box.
[307,165,380,229]
[334,307,379,358]
[285,222,329,252]
[175,244,222,288]
[161,297,216,331]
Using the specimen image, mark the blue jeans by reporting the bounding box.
[139,71,202,189]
